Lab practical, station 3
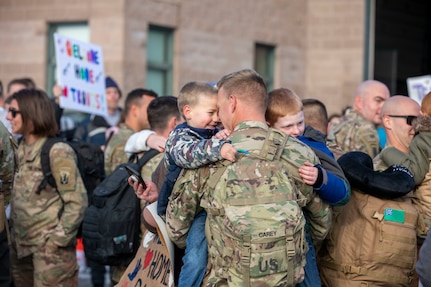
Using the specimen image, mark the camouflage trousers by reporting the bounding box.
[10,241,78,287]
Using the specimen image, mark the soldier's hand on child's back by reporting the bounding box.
[221,143,237,162]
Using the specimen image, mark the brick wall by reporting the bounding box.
[0,0,364,115]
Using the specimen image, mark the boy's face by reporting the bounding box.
[186,95,220,130]
[272,111,305,137]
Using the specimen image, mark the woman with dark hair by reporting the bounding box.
[7,89,87,286]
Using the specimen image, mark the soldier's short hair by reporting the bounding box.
[302,98,329,134]
[148,96,181,131]
[217,69,268,113]
[11,89,58,137]
[124,88,158,115]
[177,81,217,118]
[266,88,302,126]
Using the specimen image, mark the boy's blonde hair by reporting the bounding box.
[177,81,217,118]
[421,91,431,116]
[266,88,303,125]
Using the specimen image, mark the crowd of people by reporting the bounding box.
[0,68,430,287]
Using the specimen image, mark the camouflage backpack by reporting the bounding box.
[202,128,308,287]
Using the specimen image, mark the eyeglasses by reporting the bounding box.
[387,115,417,126]
[8,107,22,118]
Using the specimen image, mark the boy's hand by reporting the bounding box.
[146,134,167,152]
[298,162,318,185]
[214,129,231,140]
[221,143,237,162]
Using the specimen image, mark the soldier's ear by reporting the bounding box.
[381,114,392,130]
[229,94,237,113]
[354,95,362,111]
[168,116,178,131]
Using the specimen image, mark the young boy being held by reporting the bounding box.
[380,91,431,241]
[158,81,236,287]
[266,88,350,287]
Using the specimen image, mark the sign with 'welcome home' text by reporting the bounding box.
[54,33,107,116]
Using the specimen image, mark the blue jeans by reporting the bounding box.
[178,210,207,287]
[297,230,322,287]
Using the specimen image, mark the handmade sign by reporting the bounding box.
[54,33,107,116]
[407,75,431,105]
[116,202,175,287]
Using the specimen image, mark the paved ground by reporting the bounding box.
[78,266,111,287]
[77,250,111,287]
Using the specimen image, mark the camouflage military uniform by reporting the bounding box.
[158,122,228,216]
[10,137,87,286]
[0,121,17,208]
[0,121,17,286]
[373,151,389,171]
[327,109,380,159]
[141,153,163,183]
[104,123,134,176]
[105,124,161,284]
[166,121,331,287]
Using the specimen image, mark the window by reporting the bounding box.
[254,43,275,91]
[46,22,89,93]
[146,25,174,96]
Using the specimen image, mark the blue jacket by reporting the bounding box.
[298,126,350,206]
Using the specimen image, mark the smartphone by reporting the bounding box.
[124,166,147,189]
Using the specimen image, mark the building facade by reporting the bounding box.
[0,0,378,116]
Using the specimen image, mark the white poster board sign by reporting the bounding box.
[407,75,431,105]
[54,33,107,116]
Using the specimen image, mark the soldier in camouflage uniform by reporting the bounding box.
[140,96,182,181]
[104,88,157,176]
[319,96,420,287]
[0,120,17,286]
[165,70,331,287]
[6,89,87,287]
[125,96,181,237]
[327,80,390,159]
[157,81,236,287]
[104,88,157,285]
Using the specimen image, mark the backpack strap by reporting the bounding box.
[36,137,63,194]
[260,128,288,161]
[320,260,413,285]
[208,128,287,188]
[137,149,160,170]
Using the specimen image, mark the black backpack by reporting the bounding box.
[37,137,105,197]
[82,149,160,266]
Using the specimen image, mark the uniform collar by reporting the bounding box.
[19,137,47,163]
[233,121,269,132]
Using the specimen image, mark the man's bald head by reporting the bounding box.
[381,95,419,116]
[380,95,420,153]
[354,80,390,125]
